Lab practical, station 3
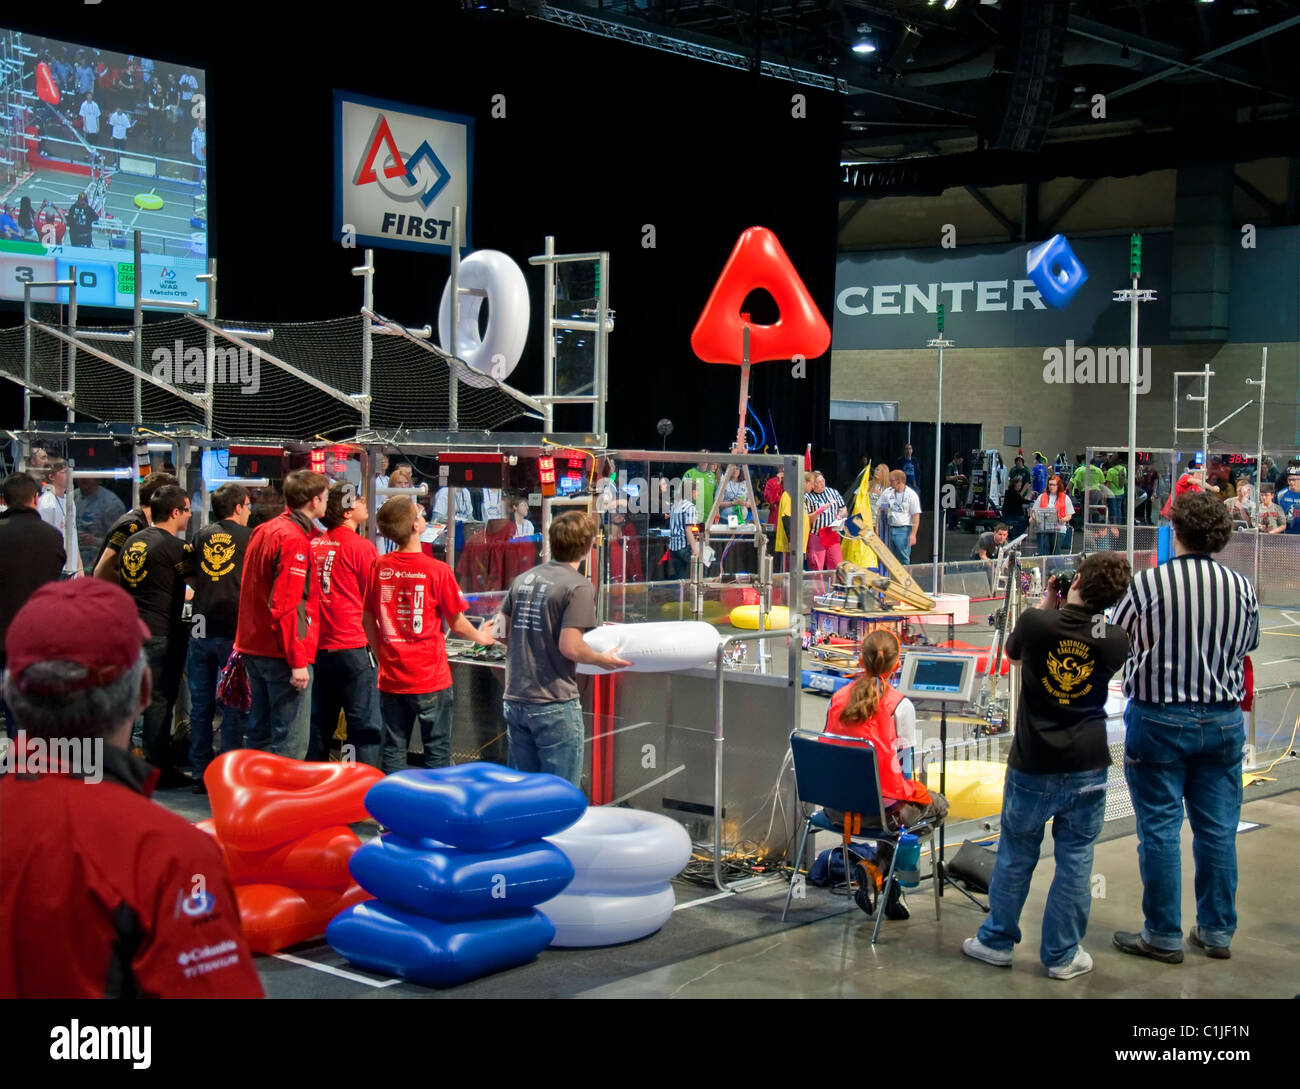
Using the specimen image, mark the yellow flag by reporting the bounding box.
[841,462,878,568]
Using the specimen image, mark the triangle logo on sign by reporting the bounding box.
[353,115,409,186]
[690,226,831,365]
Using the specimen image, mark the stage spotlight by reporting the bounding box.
[851,32,877,55]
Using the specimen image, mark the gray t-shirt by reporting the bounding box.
[501,561,598,703]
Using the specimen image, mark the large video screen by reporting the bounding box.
[0,27,208,311]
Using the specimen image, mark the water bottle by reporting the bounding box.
[895,832,921,888]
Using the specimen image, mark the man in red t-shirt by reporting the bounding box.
[309,482,381,766]
[363,497,495,773]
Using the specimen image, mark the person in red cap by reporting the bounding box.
[0,580,263,998]
[234,469,329,760]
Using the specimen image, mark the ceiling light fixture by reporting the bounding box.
[851,29,877,55]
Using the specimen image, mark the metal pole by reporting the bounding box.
[596,250,609,440]
[67,265,77,424]
[736,325,751,454]
[197,258,217,437]
[1201,364,1211,474]
[22,283,31,449]
[362,248,373,432]
[1249,347,1267,589]
[448,211,460,433]
[1126,275,1138,570]
[932,342,944,591]
[133,230,142,426]
[542,235,555,433]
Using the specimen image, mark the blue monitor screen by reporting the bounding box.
[911,658,967,694]
[0,26,208,312]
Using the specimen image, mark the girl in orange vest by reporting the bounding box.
[823,630,949,918]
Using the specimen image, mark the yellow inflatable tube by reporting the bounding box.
[728,604,791,630]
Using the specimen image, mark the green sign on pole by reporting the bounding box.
[937,302,945,333]
[1130,233,1142,279]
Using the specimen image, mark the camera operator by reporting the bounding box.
[962,552,1132,980]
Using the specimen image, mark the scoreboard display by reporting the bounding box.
[0,242,208,311]
[0,24,209,312]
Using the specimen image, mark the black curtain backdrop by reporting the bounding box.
[827,420,984,504]
[1,4,840,457]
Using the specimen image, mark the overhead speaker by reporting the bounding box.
[985,0,1069,152]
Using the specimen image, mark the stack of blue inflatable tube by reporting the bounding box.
[326,764,586,987]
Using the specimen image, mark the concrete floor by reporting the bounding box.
[578,789,1300,999]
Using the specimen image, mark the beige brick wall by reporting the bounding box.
[831,340,1300,459]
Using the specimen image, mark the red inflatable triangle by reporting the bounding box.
[354,115,408,185]
[691,226,831,365]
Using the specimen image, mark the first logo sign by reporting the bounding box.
[333,91,474,255]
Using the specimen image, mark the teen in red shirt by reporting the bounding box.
[309,482,381,766]
[822,630,949,921]
[234,469,328,759]
[363,497,494,774]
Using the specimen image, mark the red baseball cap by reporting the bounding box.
[5,580,150,694]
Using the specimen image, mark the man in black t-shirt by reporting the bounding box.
[65,192,98,247]
[118,485,193,786]
[187,483,252,790]
[92,472,178,583]
[962,552,1131,981]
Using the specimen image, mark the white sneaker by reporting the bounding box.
[962,936,1012,967]
[1047,947,1094,980]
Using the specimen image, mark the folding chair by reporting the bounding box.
[781,728,942,943]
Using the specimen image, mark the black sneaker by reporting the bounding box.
[1112,930,1184,964]
[852,862,875,916]
[883,879,910,921]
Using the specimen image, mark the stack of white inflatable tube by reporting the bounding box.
[538,808,692,947]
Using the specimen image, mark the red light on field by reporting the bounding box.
[539,456,556,497]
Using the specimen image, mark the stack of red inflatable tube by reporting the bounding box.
[199,751,383,954]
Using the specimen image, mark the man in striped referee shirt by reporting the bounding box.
[1109,492,1259,963]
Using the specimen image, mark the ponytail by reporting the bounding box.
[838,630,901,724]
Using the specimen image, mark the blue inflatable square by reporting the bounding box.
[327,900,555,988]
[364,763,587,850]
[348,834,574,920]
[1026,234,1088,309]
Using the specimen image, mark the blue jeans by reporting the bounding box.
[308,646,382,768]
[1107,496,1123,527]
[888,526,911,565]
[503,698,585,788]
[1037,529,1071,556]
[187,635,246,778]
[977,766,1108,968]
[1123,700,1245,951]
[380,688,454,774]
[243,654,313,760]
